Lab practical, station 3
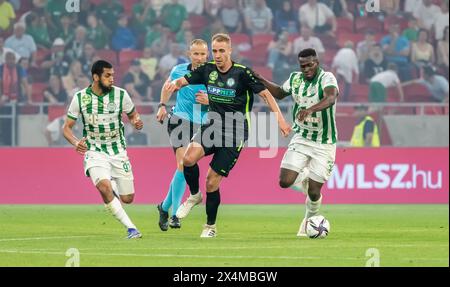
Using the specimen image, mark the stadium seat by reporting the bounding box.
[383,15,409,32]
[123,0,139,16]
[403,83,433,102]
[119,49,143,67]
[336,32,365,48]
[188,15,208,35]
[318,34,339,49]
[322,48,338,66]
[336,17,354,33]
[97,49,118,66]
[354,17,383,33]
[252,34,274,48]
[230,33,251,51]
[386,87,401,102]
[48,105,67,121]
[31,83,48,103]
[35,48,51,66]
[253,66,273,82]
[351,84,369,102]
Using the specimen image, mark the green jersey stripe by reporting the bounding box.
[98,95,104,114]
[119,90,126,150]
[330,107,337,143]
[109,88,115,114]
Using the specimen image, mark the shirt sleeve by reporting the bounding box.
[243,67,266,94]
[67,93,80,121]
[281,73,295,94]
[184,63,208,85]
[321,72,339,91]
[122,90,136,115]
[168,65,179,81]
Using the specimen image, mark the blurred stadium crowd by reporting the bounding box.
[0,0,448,146]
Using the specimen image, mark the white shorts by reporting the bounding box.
[280,133,336,183]
[83,150,134,183]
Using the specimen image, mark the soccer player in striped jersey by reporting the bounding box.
[63,60,144,239]
[256,48,339,237]
[155,39,209,231]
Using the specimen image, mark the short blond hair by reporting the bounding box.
[212,33,232,45]
[190,39,208,48]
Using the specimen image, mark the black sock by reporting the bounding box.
[206,189,221,226]
[183,164,200,195]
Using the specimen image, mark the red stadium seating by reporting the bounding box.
[240,34,273,66]
[119,49,143,67]
[351,84,369,102]
[383,15,409,32]
[35,49,51,66]
[188,15,208,35]
[336,17,354,33]
[403,83,433,102]
[354,17,383,33]
[97,49,118,66]
[336,32,365,48]
[253,66,273,82]
[31,83,48,103]
[48,105,67,122]
[230,33,251,47]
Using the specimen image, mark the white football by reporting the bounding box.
[306,215,330,239]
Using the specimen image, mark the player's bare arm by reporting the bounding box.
[259,89,292,137]
[128,110,143,130]
[62,117,87,155]
[254,72,290,100]
[298,86,338,122]
[156,79,173,123]
[166,77,189,93]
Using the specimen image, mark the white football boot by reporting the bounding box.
[200,224,217,238]
[176,191,202,219]
[297,218,308,237]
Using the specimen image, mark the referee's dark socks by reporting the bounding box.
[206,189,221,226]
[183,164,200,195]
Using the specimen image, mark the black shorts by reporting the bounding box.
[192,124,246,178]
[167,113,198,153]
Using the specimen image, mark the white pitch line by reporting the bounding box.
[0,249,447,263]
[0,236,99,242]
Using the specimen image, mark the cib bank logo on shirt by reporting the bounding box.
[65,0,80,13]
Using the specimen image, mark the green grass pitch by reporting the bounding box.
[0,205,448,267]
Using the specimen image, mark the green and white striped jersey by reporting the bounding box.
[67,85,136,155]
[282,68,339,144]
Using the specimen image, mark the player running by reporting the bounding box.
[166,33,291,237]
[155,39,210,231]
[255,48,339,237]
[63,60,144,239]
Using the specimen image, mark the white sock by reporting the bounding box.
[291,168,309,194]
[305,195,322,219]
[105,197,136,229]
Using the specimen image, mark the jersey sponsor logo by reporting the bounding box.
[207,86,236,98]
[209,71,219,81]
[107,102,116,112]
[306,87,317,98]
[227,78,235,87]
[81,94,92,106]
